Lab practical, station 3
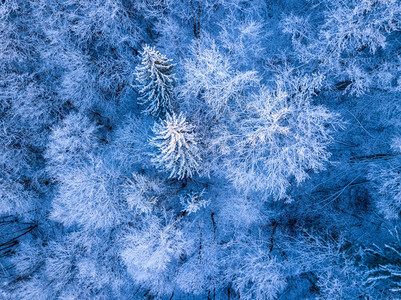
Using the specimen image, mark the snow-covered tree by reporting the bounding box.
[218,73,341,200]
[282,0,401,95]
[224,241,287,300]
[122,173,163,215]
[368,136,401,219]
[364,228,401,297]
[136,45,175,117]
[111,113,152,171]
[174,242,222,296]
[45,112,99,178]
[150,112,202,180]
[121,215,190,296]
[50,157,125,231]
[180,35,260,118]
[284,231,370,299]
[180,189,209,215]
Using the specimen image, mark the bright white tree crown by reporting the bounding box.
[150,112,202,180]
[136,45,175,117]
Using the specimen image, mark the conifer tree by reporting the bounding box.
[136,45,175,117]
[150,112,202,180]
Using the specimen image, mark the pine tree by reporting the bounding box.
[150,112,202,180]
[136,45,175,117]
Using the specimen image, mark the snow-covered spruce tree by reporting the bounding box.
[150,112,202,180]
[136,45,175,117]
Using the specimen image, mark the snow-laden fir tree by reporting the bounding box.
[136,45,175,117]
[150,112,202,180]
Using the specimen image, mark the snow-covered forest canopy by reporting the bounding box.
[2,0,401,298]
